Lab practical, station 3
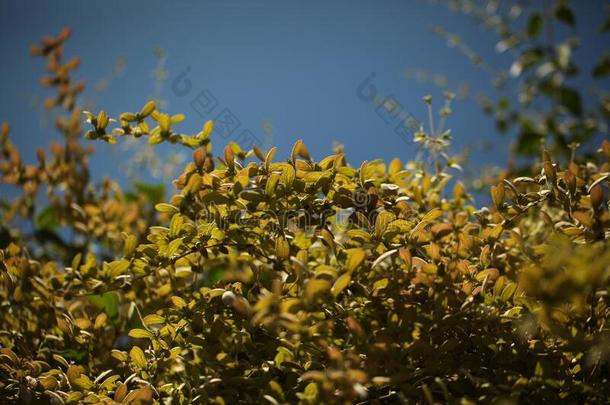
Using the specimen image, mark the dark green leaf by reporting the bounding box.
[35,205,60,231]
[592,54,610,78]
[526,13,543,38]
[555,5,575,27]
[558,86,582,116]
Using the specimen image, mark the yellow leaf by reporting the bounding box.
[265,146,277,172]
[171,113,185,124]
[501,282,517,302]
[372,278,389,293]
[155,203,179,214]
[170,296,187,309]
[276,236,290,260]
[318,228,335,251]
[158,113,171,132]
[281,165,296,188]
[422,207,443,222]
[129,346,147,368]
[139,100,156,117]
[331,273,351,297]
[375,211,396,237]
[291,139,303,162]
[128,328,153,340]
[123,234,137,258]
[346,248,367,272]
[94,312,108,329]
[388,158,402,176]
[202,120,214,137]
[107,259,130,277]
[143,314,165,326]
[305,279,331,302]
[73,375,93,390]
[66,365,82,386]
[111,350,128,362]
[265,173,280,196]
[166,237,183,257]
[490,184,505,210]
[399,248,412,269]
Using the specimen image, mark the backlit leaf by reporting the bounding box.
[331,273,351,297]
[129,346,147,368]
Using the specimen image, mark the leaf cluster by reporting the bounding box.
[1,28,609,405]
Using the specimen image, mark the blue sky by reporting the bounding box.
[0,0,606,190]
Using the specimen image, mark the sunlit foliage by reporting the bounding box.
[1,28,609,405]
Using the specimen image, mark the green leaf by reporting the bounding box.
[558,86,582,116]
[301,382,318,402]
[601,16,610,33]
[35,205,60,231]
[372,278,389,293]
[526,13,542,38]
[240,190,265,203]
[555,5,575,27]
[592,54,610,78]
[88,292,120,320]
[516,129,543,156]
[132,182,165,204]
[55,348,88,363]
[501,282,517,302]
[274,346,294,367]
[201,192,230,204]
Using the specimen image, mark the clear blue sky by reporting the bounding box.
[0,0,606,190]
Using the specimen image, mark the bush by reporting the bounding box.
[1,29,609,405]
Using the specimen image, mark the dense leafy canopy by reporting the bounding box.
[1,22,610,405]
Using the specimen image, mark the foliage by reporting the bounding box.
[432,0,610,163]
[1,29,610,405]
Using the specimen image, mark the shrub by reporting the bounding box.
[1,29,609,405]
